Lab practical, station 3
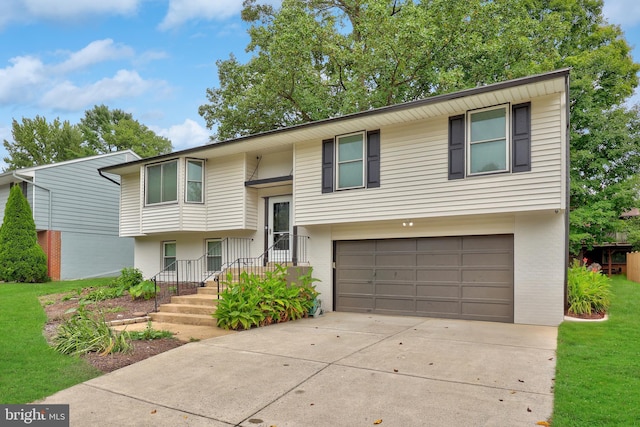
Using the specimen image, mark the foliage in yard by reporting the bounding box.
[554,275,640,426]
[108,267,156,300]
[0,185,48,282]
[54,305,131,356]
[214,265,319,330]
[567,259,611,315]
[126,321,173,340]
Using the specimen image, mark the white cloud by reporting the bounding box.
[0,56,46,104]
[603,0,640,27]
[22,0,139,20]
[154,119,211,150]
[54,39,135,73]
[159,0,244,30]
[39,70,160,111]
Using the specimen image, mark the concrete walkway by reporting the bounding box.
[41,313,558,426]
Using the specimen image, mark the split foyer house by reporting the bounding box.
[0,150,140,280]
[101,69,570,326]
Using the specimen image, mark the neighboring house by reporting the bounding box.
[583,208,638,275]
[101,69,570,326]
[0,151,140,280]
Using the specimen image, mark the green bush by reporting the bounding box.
[0,185,48,283]
[126,322,173,340]
[214,265,319,330]
[128,280,156,300]
[53,306,131,356]
[111,267,143,291]
[567,259,612,315]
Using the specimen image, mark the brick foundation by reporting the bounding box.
[37,230,61,281]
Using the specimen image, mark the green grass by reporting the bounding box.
[553,275,640,426]
[0,278,113,403]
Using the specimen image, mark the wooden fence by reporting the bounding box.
[627,252,640,283]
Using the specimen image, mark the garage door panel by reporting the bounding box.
[462,302,512,319]
[417,253,461,266]
[375,297,415,312]
[416,284,460,298]
[462,252,512,266]
[336,235,513,323]
[462,285,512,300]
[462,235,511,250]
[376,239,417,251]
[417,237,461,251]
[375,283,415,296]
[337,254,375,267]
[416,299,460,315]
[375,269,416,281]
[375,254,416,266]
[416,269,460,282]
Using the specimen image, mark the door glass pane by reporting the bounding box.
[272,202,290,250]
[162,161,178,202]
[338,161,363,188]
[207,240,222,271]
[146,165,161,204]
[471,108,506,142]
[470,140,507,173]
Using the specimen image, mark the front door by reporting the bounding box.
[268,195,292,263]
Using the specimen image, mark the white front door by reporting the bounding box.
[268,195,292,263]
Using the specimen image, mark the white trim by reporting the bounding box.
[336,131,366,190]
[466,104,510,176]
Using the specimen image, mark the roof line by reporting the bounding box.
[100,68,571,172]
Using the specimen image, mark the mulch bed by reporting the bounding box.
[564,309,607,320]
[40,288,186,373]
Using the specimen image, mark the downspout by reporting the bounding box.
[564,71,571,309]
[12,172,52,230]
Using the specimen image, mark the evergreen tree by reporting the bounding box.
[0,185,48,283]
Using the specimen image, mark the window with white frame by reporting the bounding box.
[186,159,204,203]
[163,241,176,271]
[206,239,222,272]
[146,160,178,204]
[467,106,508,175]
[336,132,365,189]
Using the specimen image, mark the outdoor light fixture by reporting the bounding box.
[402,220,414,227]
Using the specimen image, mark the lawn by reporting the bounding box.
[553,275,640,426]
[0,278,112,404]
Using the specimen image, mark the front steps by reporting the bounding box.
[150,287,220,327]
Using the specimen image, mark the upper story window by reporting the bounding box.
[186,159,204,203]
[468,106,508,175]
[448,102,531,180]
[322,130,380,193]
[337,132,365,190]
[146,160,178,205]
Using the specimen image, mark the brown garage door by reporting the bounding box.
[335,235,514,323]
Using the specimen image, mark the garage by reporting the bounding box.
[335,235,514,323]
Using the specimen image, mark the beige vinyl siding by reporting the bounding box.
[143,204,180,232]
[120,173,141,236]
[245,156,259,230]
[206,153,251,230]
[181,204,207,231]
[295,94,565,226]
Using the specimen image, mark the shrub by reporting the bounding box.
[126,322,173,340]
[567,259,611,315]
[213,265,319,330]
[53,306,131,356]
[128,280,156,300]
[111,267,143,291]
[0,185,48,282]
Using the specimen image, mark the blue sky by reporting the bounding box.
[0,0,639,171]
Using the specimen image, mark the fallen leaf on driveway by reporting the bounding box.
[373,419,383,425]
[518,379,525,383]
[393,369,398,372]
[536,422,550,426]
[150,410,157,414]
[527,407,532,412]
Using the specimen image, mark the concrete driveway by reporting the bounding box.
[41,313,557,426]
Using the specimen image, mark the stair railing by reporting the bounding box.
[211,234,310,298]
[150,237,253,311]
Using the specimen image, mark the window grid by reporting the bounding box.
[146,160,178,205]
[186,159,204,203]
[336,132,365,190]
[467,105,509,176]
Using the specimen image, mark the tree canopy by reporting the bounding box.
[199,0,640,254]
[3,105,173,170]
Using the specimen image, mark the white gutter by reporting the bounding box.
[12,172,52,230]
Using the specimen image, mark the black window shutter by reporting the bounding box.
[321,138,334,193]
[512,102,531,173]
[367,130,380,188]
[448,115,465,180]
